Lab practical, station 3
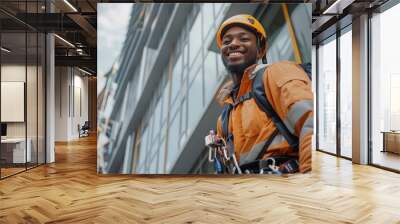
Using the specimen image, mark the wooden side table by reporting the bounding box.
[381,131,400,154]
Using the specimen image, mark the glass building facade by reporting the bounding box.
[316,27,352,158]
[97,3,312,174]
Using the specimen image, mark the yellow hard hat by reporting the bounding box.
[216,14,267,57]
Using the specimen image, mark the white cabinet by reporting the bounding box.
[1,138,32,163]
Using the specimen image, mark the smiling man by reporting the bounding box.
[214,15,313,174]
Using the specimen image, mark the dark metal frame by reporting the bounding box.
[315,44,319,151]
[44,0,47,165]
[25,2,28,172]
[367,10,372,166]
[0,19,2,179]
[36,1,39,169]
[336,25,341,158]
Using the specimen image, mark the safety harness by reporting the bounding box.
[217,64,311,174]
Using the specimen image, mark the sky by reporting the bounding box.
[97,3,133,93]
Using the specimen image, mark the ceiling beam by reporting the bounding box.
[67,13,97,39]
[55,55,96,73]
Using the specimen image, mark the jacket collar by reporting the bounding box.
[223,64,259,105]
[249,64,269,80]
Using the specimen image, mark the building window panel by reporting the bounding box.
[166,113,180,172]
[158,137,166,173]
[170,99,181,123]
[202,4,215,40]
[214,3,224,18]
[216,54,226,78]
[137,125,149,172]
[189,10,202,67]
[171,54,183,103]
[161,81,169,124]
[152,99,162,142]
[144,127,153,173]
[179,98,188,149]
[259,5,296,63]
[149,133,159,157]
[148,113,155,151]
[189,53,203,83]
[180,98,187,134]
[187,68,204,135]
[149,148,158,174]
[203,51,219,105]
[288,4,312,63]
[183,43,189,68]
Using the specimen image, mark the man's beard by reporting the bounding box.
[222,54,257,76]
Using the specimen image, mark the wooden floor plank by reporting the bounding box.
[0,135,399,223]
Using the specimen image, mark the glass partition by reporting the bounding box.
[371,3,400,171]
[339,27,352,158]
[317,35,337,155]
[316,26,354,160]
[1,30,28,177]
[0,1,46,179]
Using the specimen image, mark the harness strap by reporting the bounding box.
[239,156,299,174]
[256,129,279,160]
[221,104,232,139]
[233,92,254,107]
[251,67,299,151]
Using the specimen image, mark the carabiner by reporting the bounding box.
[223,147,229,160]
[208,147,215,162]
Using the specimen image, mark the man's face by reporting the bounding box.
[220,26,260,74]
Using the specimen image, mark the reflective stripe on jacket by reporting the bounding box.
[216,61,313,173]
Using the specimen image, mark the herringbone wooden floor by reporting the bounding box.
[1,135,400,224]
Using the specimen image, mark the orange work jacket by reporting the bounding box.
[216,61,313,173]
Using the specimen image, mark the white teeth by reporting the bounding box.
[229,52,242,56]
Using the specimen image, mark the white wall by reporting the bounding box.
[1,65,26,139]
[1,65,37,137]
[55,67,89,141]
[71,72,89,138]
[1,64,26,81]
[1,63,46,163]
[55,67,69,141]
[75,73,89,120]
